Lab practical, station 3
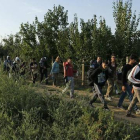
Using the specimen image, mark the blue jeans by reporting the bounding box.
[41,71,48,84]
[118,83,138,111]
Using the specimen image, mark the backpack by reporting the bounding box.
[87,61,99,86]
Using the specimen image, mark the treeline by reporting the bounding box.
[0,0,140,65]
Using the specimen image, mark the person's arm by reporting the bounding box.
[64,64,67,77]
[106,70,109,81]
[128,65,140,84]
[90,68,101,80]
[122,66,127,86]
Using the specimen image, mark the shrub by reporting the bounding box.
[0,73,139,139]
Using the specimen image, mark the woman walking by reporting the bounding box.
[50,56,60,87]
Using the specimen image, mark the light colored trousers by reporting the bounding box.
[106,78,114,97]
[128,88,140,113]
[63,77,74,97]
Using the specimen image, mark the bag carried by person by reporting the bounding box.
[87,61,99,86]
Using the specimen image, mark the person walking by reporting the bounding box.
[89,61,109,110]
[50,56,60,87]
[3,56,13,78]
[39,57,48,84]
[117,54,140,114]
[105,54,117,101]
[62,57,76,98]
[3,56,13,72]
[13,57,21,74]
[30,58,38,84]
[20,62,27,76]
[126,58,140,117]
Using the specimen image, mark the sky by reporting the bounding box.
[0,0,140,40]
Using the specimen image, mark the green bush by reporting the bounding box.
[0,73,140,140]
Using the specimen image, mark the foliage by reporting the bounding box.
[0,71,139,139]
[113,0,140,61]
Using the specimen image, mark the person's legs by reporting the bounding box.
[62,77,71,95]
[127,92,138,115]
[105,78,114,101]
[106,78,114,97]
[53,73,58,86]
[90,86,98,105]
[52,73,55,86]
[70,77,74,98]
[44,71,48,84]
[117,91,127,107]
[40,72,44,83]
[33,73,37,83]
[125,84,138,111]
[136,89,140,102]
[94,83,108,108]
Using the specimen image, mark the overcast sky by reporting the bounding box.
[0,0,140,39]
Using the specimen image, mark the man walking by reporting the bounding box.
[117,54,140,114]
[62,57,76,98]
[50,56,60,87]
[105,54,117,101]
[3,56,13,78]
[30,58,38,84]
[39,57,48,84]
[126,57,140,116]
[89,61,109,110]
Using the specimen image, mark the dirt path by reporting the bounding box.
[33,83,140,125]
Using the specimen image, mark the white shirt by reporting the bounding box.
[128,63,140,90]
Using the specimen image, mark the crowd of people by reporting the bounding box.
[88,54,140,117]
[2,56,60,85]
[1,54,140,117]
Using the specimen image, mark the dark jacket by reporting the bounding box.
[122,64,134,86]
[108,62,117,78]
[39,60,48,73]
[89,66,108,87]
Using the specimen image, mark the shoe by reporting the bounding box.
[105,96,112,101]
[103,106,110,111]
[126,113,136,118]
[117,106,125,110]
[135,109,140,115]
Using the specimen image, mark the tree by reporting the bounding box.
[113,0,140,59]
